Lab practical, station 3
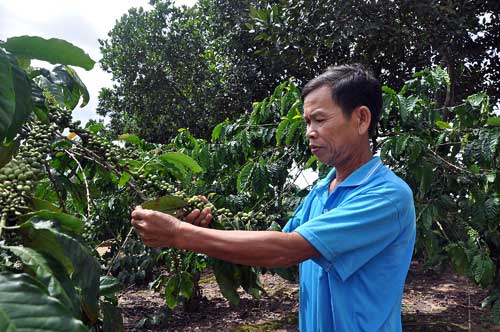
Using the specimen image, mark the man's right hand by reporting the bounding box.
[180,195,212,227]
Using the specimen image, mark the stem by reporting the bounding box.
[106,226,135,276]
[57,133,146,201]
[0,214,6,239]
[55,132,149,276]
[64,149,92,219]
[44,161,67,213]
[428,149,473,175]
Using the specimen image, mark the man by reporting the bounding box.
[131,64,416,331]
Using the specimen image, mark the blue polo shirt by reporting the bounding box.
[283,156,416,332]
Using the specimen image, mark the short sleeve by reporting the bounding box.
[282,191,315,233]
[294,193,401,281]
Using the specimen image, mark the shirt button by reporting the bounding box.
[323,208,329,213]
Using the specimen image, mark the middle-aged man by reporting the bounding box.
[131,64,416,331]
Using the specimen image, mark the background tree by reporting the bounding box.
[99,0,500,143]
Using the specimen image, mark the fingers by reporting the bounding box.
[131,205,147,219]
[198,195,209,203]
[185,206,212,227]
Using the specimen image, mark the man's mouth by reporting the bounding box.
[309,145,321,154]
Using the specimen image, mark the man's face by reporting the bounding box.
[303,86,361,167]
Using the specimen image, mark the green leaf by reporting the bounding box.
[467,93,486,108]
[0,140,20,168]
[397,95,418,125]
[493,300,500,325]
[239,266,262,300]
[276,119,289,145]
[471,254,495,287]
[20,221,100,323]
[178,272,193,299]
[5,246,79,316]
[0,273,87,332]
[237,162,255,192]
[211,121,225,141]
[86,123,105,133]
[0,308,16,332]
[0,51,16,140]
[19,210,84,235]
[142,195,187,214]
[28,197,61,212]
[118,133,143,147]
[304,155,318,169]
[446,244,468,275]
[487,117,500,127]
[285,120,302,145]
[5,61,33,141]
[213,260,240,305]
[99,276,123,297]
[101,301,124,332]
[159,152,203,173]
[64,66,89,107]
[164,276,180,309]
[3,36,95,70]
[118,172,131,187]
[435,120,452,130]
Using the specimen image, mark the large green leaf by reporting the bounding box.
[35,66,88,111]
[178,272,194,299]
[0,273,87,332]
[3,60,33,141]
[237,162,255,192]
[0,51,16,139]
[142,195,187,214]
[164,275,180,309]
[28,197,62,212]
[159,152,203,173]
[213,260,240,305]
[20,220,100,323]
[101,301,124,332]
[2,36,95,70]
[0,308,16,332]
[118,133,143,147]
[64,66,90,107]
[5,246,79,316]
[487,117,500,127]
[19,210,84,235]
[99,276,123,297]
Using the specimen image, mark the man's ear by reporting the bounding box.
[355,106,371,135]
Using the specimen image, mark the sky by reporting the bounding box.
[0,0,196,124]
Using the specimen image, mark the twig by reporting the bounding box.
[106,226,135,276]
[57,133,146,201]
[55,133,149,276]
[44,161,67,213]
[64,149,92,219]
[0,214,6,239]
[428,149,473,175]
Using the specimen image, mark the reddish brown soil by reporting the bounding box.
[119,261,500,332]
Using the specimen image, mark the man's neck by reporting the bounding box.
[329,147,373,193]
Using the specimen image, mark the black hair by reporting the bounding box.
[302,64,382,137]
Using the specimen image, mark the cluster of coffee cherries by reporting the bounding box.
[0,119,56,224]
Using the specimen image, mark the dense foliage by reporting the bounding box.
[99,0,500,143]
[2,5,500,327]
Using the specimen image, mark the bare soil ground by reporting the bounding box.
[119,261,500,332]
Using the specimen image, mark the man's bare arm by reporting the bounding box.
[131,207,319,268]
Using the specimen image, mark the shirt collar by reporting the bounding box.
[316,156,382,190]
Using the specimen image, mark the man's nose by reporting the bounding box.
[306,125,317,139]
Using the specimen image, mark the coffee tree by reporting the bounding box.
[379,67,500,322]
[0,36,124,331]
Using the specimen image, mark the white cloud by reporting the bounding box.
[0,0,197,125]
